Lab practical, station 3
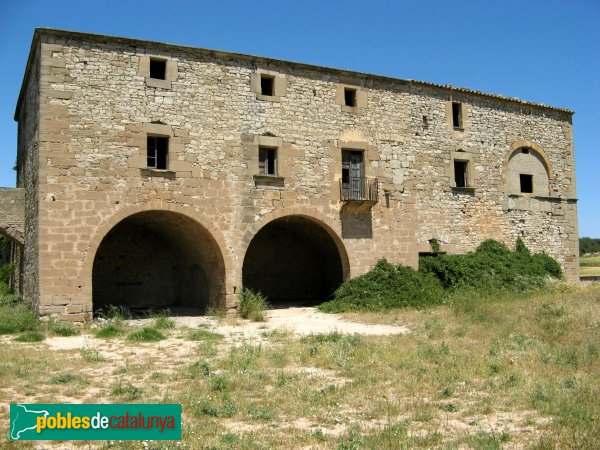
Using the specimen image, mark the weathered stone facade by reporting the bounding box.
[1,29,578,320]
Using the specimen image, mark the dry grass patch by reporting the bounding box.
[0,285,598,448]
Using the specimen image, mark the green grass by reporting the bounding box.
[0,303,39,334]
[580,256,600,276]
[154,316,176,329]
[580,256,600,266]
[127,327,165,342]
[187,329,225,341]
[13,331,45,342]
[49,321,80,336]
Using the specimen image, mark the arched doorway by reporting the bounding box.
[92,210,224,314]
[242,216,346,307]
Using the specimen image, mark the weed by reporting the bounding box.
[110,382,142,401]
[187,329,224,341]
[206,306,226,319]
[50,373,78,384]
[127,327,165,342]
[239,288,269,321]
[247,407,274,421]
[96,305,130,324]
[14,331,45,342]
[439,402,459,412]
[312,428,327,441]
[95,324,125,339]
[188,361,211,379]
[196,400,236,418]
[154,316,176,330]
[210,375,230,392]
[50,321,80,336]
[79,348,105,362]
[227,344,261,373]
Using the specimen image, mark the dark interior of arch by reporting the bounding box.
[92,211,223,315]
[242,216,344,307]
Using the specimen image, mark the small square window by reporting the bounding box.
[147,136,168,170]
[520,174,533,193]
[454,160,469,188]
[522,148,530,154]
[260,75,275,96]
[259,147,277,176]
[452,102,463,128]
[149,59,167,80]
[344,88,357,107]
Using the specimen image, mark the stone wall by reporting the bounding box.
[15,30,578,320]
[0,188,25,242]
[0,187,25,294]
[15,39,42,310]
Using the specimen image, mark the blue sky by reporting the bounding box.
[0,0,598,236]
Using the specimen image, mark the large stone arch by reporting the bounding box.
[241,207,350,306]
[504,141,552,196]
[503,140,554,182]
[82,202,232,314]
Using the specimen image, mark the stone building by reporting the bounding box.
[0,29,579,320]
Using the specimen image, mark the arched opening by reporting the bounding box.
[242,216,346,307]
[92,210,224,314]
[506,147,550,196]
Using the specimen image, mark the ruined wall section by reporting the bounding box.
[0,188,25,294]
[15,44,41,310]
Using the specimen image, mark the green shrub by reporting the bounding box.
[239,288,269,321]
[14,331,45,342]
[319,259,445,313]
[0,303,38,334]
[420,239,562,292]
[127,327,165,342]
[476,239,511,256]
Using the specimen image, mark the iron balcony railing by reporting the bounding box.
[340,177,379,202]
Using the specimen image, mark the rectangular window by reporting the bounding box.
[452,102,463,128]
[520,174,533,193]
[344,88,357,107]
[259,147,277,175]
[149,59,167,80]
[454,160,468,188]
[147,136,168,170]
[260,75,275,96]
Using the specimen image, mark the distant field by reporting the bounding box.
[581,256,600,276]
